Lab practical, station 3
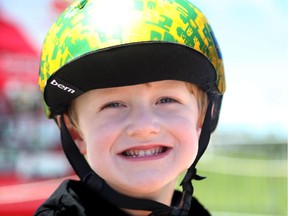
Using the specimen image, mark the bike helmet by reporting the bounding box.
[39,0,226,215]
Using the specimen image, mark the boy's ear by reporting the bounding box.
[56,115,87,155]
[197,125,202,138]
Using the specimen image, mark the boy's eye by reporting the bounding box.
[157,97,178,104]
[101,102,125,110]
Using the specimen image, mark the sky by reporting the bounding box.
[0,0,287,139]
[192,0,288,138]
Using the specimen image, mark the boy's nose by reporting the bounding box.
[126,107,161,138]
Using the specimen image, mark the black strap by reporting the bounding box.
[178,94,214,213]
[193,93,213,167]
[60,116,104,191]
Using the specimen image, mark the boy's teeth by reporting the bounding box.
[124,147,163,157]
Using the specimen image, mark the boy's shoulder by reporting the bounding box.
[34,180,211,216]
[33,179,129,216]
[189,196,211,215]
[173,190,211,216]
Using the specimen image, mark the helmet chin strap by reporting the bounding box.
[59,94,213,216]
[179,94,214,214]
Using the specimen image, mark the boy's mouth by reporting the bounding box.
[122,147,168,158]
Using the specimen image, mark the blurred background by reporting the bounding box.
[0,0,287,215]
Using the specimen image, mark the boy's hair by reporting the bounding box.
[67,83,208,129]
[186,83,208,127]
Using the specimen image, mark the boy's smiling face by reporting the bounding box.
[65,80,201,198]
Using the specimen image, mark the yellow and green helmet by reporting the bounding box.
[39,0,225,123]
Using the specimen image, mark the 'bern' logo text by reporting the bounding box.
[50,79,75,94]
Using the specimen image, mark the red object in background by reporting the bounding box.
[0,17,36,54]
[0,13,73,216]
[0,17,39,92]
[0,201,44,216]
[52,0,72,13]
[0,175,78,216]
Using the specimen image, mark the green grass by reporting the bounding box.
[176,144,287,215]
[192,171,287,215]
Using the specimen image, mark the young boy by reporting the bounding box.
[34,0,225,215]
